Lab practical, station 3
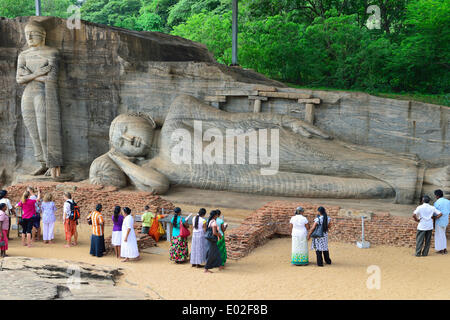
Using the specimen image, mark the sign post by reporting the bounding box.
[231,0,238,66]
[35,0,41,16]
[357,216,371,248]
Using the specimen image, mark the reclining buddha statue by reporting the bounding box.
[90,95,449,204]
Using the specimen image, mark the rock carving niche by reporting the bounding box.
[16,20,63,179]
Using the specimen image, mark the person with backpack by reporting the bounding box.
[307,206,332,267]
[63,192,79,248]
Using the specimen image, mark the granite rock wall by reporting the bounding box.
[0,16,448,188]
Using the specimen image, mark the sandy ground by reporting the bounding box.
[5,218,449,300]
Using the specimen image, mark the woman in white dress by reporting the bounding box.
[121,207,140,262]
[190,208,207,267]
[289,206,310,265]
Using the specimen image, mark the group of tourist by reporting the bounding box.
[0,185,448,267]
[289,188,449,266]
[413,190,449,257]
[290,206,332,267]
[88,204,141,262]
[168,207,228,273]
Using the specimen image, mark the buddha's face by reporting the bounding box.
[110,115,154,157]
[24,24,46,47]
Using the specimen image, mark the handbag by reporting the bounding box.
[205,223,218,242]
[311,217,324,238]
[179,217,191,238]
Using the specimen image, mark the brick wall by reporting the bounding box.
[226,200,450,260]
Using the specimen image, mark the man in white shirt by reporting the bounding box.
[0,190,16,239]
[413,195,442,257]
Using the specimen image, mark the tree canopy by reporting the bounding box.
[1,0,448,98]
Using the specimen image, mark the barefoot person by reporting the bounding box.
[216,209,228,267]
[111,206,124,258]
[63,192,77,247]
[413,195,442,257]
[27,187,41,242]
[190,208,207,268]
[121,207,140,262]
[308,206,332,267]
[290,207,310,266]
[89,204,105,258]
[41,193,57,244]
[433,190,449,254]
[17,188,41,247]
[0,190,16,240]
[169,207,190,264]
[0,203,9,257]
[204,210,223,273]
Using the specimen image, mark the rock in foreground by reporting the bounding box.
[0,257,149,300]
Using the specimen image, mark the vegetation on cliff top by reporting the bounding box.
[1,0,448,106]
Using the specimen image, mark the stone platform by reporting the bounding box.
[0,257,149,300]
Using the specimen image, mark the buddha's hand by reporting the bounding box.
[35,65,52,77]
[282,116,332,139]
[108,148,137,163]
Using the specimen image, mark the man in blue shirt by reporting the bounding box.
[433,189,450,254]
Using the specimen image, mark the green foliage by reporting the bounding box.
[0,0,35,18]
[1,0,448,97]
[81,0,141,28]
[136,5,164,31]
[0,0,78,18]
[240,15,304,82]
[167,0,222,26]
[389,0,450,93]
[172,11,232,64]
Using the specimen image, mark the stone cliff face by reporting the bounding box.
[0,16,448,187]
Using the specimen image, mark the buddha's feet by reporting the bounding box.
[32,165,48,176]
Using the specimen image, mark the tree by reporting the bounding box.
[172,11,232,64]
[167,0,222,27]
[81,0,141,28]
[136,6,164,31]
[0,0,78,18]
[389,0,449,93]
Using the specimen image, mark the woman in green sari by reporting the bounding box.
[215,209,228,266]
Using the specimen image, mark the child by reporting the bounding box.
[0,203,9,257]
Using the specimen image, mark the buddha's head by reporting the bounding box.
[24,21,46,48]
[109,114,156,157]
